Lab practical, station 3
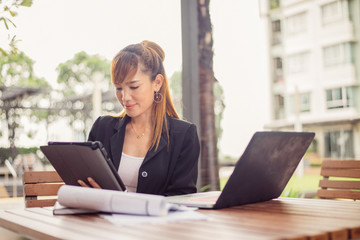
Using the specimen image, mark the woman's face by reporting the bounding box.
[114,67,162,119]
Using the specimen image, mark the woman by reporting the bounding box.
[79,40,200,196]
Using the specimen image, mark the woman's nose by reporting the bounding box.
[121,89,130,102]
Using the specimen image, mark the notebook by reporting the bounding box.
[40,141,126,191]
[166,131,315,209]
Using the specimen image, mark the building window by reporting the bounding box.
[272,20,282,45]
[323,42,353,67]
[300,93,310,112]
[321,1,344,25]
[286,12,307,35]
[324,130,354,159]
[326,87,354,109]
[286,52,309,75]
[273,57,283,83]
[287,92,311,115]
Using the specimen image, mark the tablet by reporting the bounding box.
[40,141,126,191]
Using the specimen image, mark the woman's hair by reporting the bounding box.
[111,40,179,151]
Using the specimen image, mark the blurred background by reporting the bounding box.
[0,0,359,199]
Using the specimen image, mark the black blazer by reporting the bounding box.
[88,115,200,196]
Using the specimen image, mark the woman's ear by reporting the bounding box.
[154,74,164,91]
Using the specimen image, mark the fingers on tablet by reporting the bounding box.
[88,177,102,189]
[78,179,89,187]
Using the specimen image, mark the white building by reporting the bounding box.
[261,0,360,161]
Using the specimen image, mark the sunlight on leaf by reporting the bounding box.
[20,0,33,7]
[0,48,8,56]
[6,17,16,27]
[200,184,211,192]
[9,10,15,17]
[1,17,9,29]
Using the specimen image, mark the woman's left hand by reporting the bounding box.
[77,177,102,189]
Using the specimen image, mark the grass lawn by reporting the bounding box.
[281,174,322,197]
[219,171,322,198]
[219,166,360,198]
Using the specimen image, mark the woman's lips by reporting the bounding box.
[125,104,135,110]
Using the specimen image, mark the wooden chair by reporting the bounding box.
[317,160,360,200]
[23,171,64,208]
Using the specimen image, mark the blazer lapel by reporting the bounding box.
[142,116,171,165]
[110,116,129,170]
[143,135,167,165]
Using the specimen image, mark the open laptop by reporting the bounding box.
[166,131,315,209]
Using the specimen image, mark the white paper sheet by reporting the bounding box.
[100,210,209,226]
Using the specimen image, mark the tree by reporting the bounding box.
[169,70,225,145]
[0,51,47,86]
[181,0,220,191]
[0,0,33,55]
[197,0,220,191]
[56,51,111,96]
[169,71,183,117]
[56,51,112,138]
[0,51,48,159]
[213,80,225,142]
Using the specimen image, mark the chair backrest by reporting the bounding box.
[23,171,64,208]
[317,160,360,200]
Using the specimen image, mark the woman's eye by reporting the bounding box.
[116,88,122,91]
[130,86,139,90]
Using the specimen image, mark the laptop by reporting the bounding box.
[166,131,315,209]
[40,141,126,191]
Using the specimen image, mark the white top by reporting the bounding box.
[118,152,144,192]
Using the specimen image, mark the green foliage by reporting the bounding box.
[0,51,48,87]
[169,71,226,142]
[169,71,183,117]
[283,174,321,193]
[20,0,32,7]
[307,138,318,153]
[0,146,39,164]
[280,173,321,198]
[270,0,280,9]
[0,0,33,55]
[56,51,111,96]
[281,189,301,198]
[219,178,228,190]
[220,169,322,198]
[219,155,238,165]
[30,110,48,121]
[200,184,211,192]
[0,51,49,152]
[214,80,225,140]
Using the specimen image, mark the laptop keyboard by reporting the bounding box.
[167,192,221,204]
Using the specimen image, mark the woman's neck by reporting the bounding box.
[130,115,152,132]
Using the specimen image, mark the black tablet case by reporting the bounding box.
[40,141,126,191]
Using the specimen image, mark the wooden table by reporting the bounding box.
[0,197,359,240]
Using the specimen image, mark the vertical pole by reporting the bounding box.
[294,86,304,177]
[181,0,201,190]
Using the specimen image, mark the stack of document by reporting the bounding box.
[55,185,199,216]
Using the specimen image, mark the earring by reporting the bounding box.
[153,91,163,103]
